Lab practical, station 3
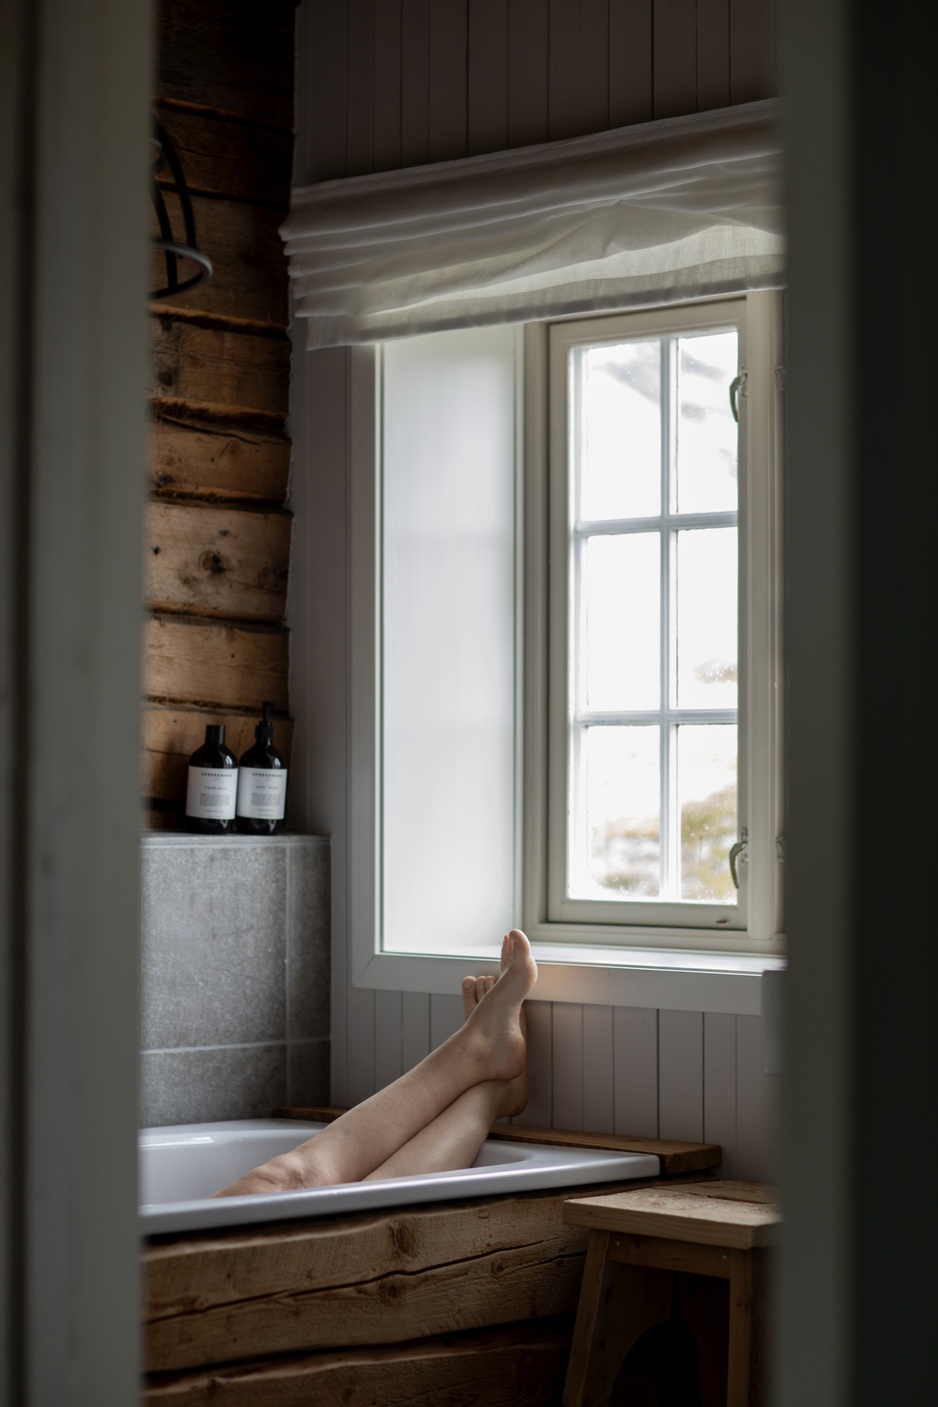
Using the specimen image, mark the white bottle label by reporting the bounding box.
[186,767,238,820]
[236,767,288,820]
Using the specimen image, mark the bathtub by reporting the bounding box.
[140,1119,660,1235]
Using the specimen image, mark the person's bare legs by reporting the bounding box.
[362,977,529,1181]
[212,930,536,1196]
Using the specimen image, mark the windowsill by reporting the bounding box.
[352,941,785,1016]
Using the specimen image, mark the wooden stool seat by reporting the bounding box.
[562,1181,779,1407]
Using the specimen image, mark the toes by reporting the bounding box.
[474,976,488,1006]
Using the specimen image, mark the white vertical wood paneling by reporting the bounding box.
[346,0,377,176]
[551,1002,584,1129]
[428,0,468,160]
[346,984,377,1106]
[736,1014,778,1181]
[609,0,653,126]
[468,0,509,155]
[582,1005,615,1134]
[401,0,430,165]
[652,0,697,119]
[430,993,466,1051]
[549,0,609,141]
[613,1006,658,1137]
[696,0,730,110]
[373,990,404,1088]
[513,999,553,1127]
[401,991,431,1071]
[373,0,403,171]
[658,1009,704,1141]
[728,0,776,105]
[302,0,349,181]
[703,1011,737,1177]
[507,0,549,147]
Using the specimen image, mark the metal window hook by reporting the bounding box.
[729,369,748,423]
[729,829,748,889]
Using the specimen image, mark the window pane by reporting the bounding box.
[577,341,661,521]
[571,726,660,899]
[583,533,660,710]
[382,327,517,954]
[675,527,738,708]
[675,331,738,513]
[678,725,738,902]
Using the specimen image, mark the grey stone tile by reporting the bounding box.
[287,837,330,1040]
[140,1045,287,1128]
[287,1040,331,1108]
[140,841,287,1049]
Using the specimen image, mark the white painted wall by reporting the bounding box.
[289,0,780,1179]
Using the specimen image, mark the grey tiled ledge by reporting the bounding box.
[140,831,331,1128]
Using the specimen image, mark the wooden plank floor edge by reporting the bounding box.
[274,1107,721,1175]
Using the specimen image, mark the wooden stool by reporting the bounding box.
[561,1181,779,1407]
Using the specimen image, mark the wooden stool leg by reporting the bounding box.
[727,1249,767,1407]
[563,1232,673,1407]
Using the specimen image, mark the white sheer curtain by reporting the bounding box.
[282,99,783,350]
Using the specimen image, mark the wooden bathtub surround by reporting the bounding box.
[562,1182,778,1407]
[143,1129,721,1404]
[145,0,296,826]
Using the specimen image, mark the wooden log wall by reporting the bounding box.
[145,0,296,824]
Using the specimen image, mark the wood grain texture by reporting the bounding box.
[150,317,290,419]
[562,1181,779,1248]
[145,501,290,621]
[143,1318,574,1405]
[143,1185,609,1371]
[149,415,290,505]
[155,103,293,207]
[142,703,293,802]
[152,194,288,327]
[143,615,289,711]
[156,0,296,129]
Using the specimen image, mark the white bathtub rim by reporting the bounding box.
[139,1119,660,1235]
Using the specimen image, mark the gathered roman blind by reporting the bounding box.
[282,99,783,350]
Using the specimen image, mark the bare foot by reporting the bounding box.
[462,929,536,1088]
[462,968,529,1118]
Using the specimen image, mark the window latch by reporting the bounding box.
[729,829,748,889]
[729,369,748,423]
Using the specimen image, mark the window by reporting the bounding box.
[350,292,783,1003]
[525,297,782,953]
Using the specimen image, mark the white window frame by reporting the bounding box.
[524,294,783,954]
[347,292,784,1014]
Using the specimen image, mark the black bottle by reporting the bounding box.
[235,702,287,835]
[185,724,238,833]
